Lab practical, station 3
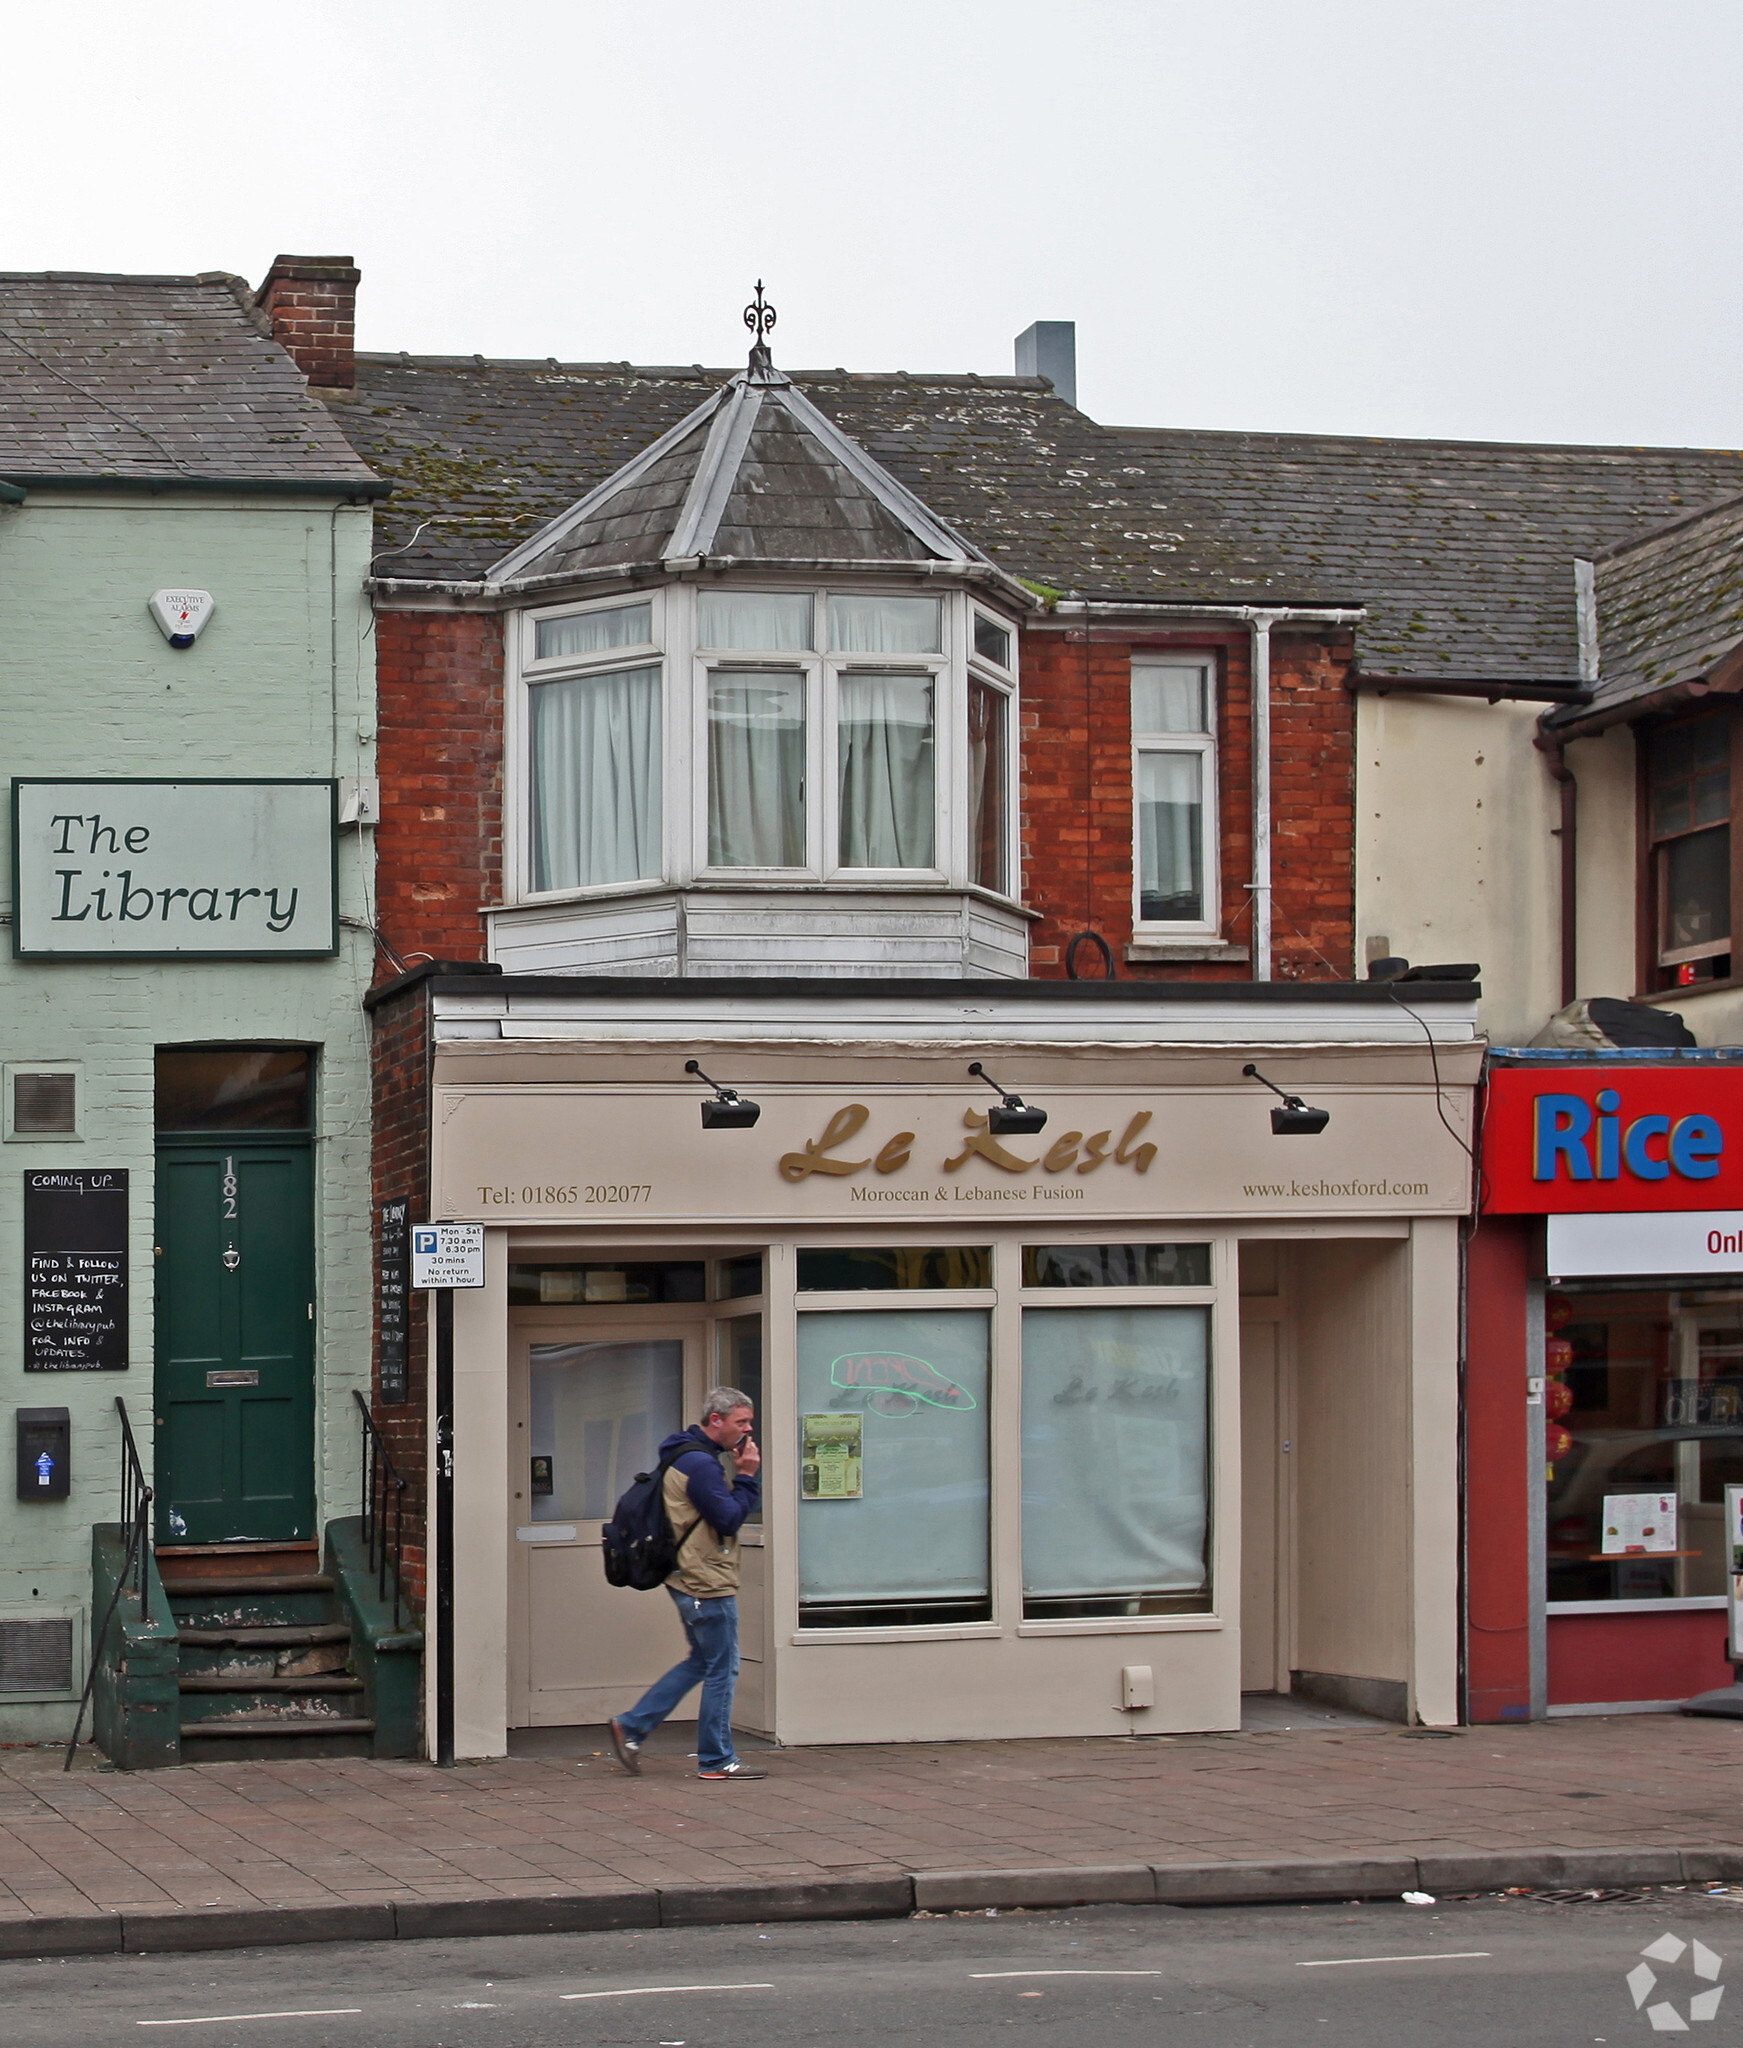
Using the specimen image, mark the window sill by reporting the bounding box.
[1546,1595,1726,1614]
[789,1622,1003,1645]
[1125,940,1249,964]
[1637,977,1743,1005]
[1016,1614,1223,1636]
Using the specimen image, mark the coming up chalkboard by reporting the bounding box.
[25,1170,128,1371]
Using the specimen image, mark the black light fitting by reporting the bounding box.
[1242,1063,1331,1136]
[968,1061,1048,1136]
[685,1059,761,1130]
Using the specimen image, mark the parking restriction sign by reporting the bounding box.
[410,1223,485,1289]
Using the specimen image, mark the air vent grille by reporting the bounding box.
[0,1617,74,1694]
[14,1072,76,1135]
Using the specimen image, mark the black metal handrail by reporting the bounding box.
[65,1397,152,1770]
[354,1388,409,1631]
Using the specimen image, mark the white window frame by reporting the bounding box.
[1131,655,1219,939]
[506,582,1022,906]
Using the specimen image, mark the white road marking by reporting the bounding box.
[1298,1953,1492,1968]
[559,1983,774,2001]
[137,2012,362,2028]
[971,1969,1165,1979]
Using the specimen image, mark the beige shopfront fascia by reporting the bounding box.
[429,1049,1474,1756]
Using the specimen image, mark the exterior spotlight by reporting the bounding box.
[685,1059,760,1129]
[968,1061,1047,1136]
[1242,1063,1331,1136]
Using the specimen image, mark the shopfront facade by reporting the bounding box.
[1468,1050,1743,1720]
[369,971,1477,1753]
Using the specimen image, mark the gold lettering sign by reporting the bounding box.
[781,1105,1158,1183]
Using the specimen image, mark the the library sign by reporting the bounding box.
[11,780,338,959]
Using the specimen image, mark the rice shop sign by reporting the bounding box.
[11,781,337,959]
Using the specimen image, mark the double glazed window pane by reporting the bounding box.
[699,591,813,652]
[829,595,942,654]
[1664,826,1730,955]
[969,679,1008,894]
[1132,664,1207,735]
[530,665,661,891]
[708,670,805,866]
[534,602,651,663]
[528,1339,682,1523]
[797,1309,990,1625]
[1022,1306,1210,1616]
[838,672,935,868]
[1137,750,1204,921]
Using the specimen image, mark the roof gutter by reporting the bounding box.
[0,472,390,500]
[1056,599,1367,983]
[1349,673,1592,705]
[0,478,26,505]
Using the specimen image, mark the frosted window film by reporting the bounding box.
[797,1309,989,1606]
[1021,1306,1209,1599]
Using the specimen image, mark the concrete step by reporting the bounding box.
[180,1717,375,1738]
[177,1624,351,1648]
[162,1574,334,1598]
[179,1675,364,1696]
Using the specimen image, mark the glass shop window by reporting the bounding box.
[797,1246,992,1291]
[796,1308,991,1627]
[1021,1305,1212,1619]
[716,1254,764,1300]
[1546,1287,1743,1602]
[507,1260,706,1307]
[155,1047,312,1132]
[527,1338,683,1523]
[1023,1244,1212,1288]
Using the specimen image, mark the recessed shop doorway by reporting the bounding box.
[1239,1243,1294,1693]
[153,1048,317,1545]
[505,1253,767,1732]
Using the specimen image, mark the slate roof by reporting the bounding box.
[0,272,381,489]
[1548,495,1743,729]
[493,364,984,583]
[337,352,1743,679]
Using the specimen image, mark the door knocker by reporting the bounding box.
[222,1244,240,1272]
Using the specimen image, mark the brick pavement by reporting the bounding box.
[0,1714,1737,1926]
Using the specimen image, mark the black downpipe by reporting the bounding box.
[434,1287,456,1769]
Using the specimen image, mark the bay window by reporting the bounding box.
[1132,657,1217,933]
[517,586,1018,900]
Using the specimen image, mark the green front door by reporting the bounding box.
[154,1141,316,1543]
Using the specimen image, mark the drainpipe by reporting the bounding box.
[1249,612,1280,981]
[1534,732,1578,1008]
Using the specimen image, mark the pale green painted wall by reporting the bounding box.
[0,491,377,1739]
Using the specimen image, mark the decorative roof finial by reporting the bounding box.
[743,280,777,376]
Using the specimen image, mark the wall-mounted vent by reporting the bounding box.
[14,1071,76,1135]
[0,1616,75,1695]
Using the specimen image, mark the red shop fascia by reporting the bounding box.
[1467,1049,1743,1723]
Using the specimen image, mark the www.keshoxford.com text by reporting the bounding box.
[1241,1178,1431,1198]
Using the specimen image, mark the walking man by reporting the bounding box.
[611,1387,766,1780]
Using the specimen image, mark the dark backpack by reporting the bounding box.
[601,1446,690,1590]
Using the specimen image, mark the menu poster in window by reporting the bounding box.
[378,1199,409,1404]
[800,1414,863,1500]
[1601,1491,1678,1554]
[24,1170,127,1371]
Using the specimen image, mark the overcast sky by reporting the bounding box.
[10,2,1741,449]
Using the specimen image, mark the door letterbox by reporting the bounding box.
[16,1409,70,1501]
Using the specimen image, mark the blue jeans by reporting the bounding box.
[619,1589,740,1771]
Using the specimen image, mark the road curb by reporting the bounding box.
[1,1849,1737,1959]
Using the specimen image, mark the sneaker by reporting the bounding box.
[609,1718,642,1776]
[698,1760,768,1779]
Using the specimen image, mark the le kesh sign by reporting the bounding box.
[11,781,338,959]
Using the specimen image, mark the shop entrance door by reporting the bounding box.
[1239,1311,1294,1693]
[154,1141,316,1543]
[508,1316,768,1730]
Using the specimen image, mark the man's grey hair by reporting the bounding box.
[701,1386,754,1422]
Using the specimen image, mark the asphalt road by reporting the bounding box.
[2,1891,1740,2046]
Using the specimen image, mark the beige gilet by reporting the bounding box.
[663,1458,741,1598]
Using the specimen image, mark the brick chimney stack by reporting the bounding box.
[254,255,360,389]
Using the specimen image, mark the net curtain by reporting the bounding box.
[530,665,662,891]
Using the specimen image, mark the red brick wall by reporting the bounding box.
[374,610,503,979]
[368,976,433,1610]
[1019,625,1355,981]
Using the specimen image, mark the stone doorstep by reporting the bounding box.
[0,1849,1739,1958]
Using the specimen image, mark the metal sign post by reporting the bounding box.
[412,1224,485,1769]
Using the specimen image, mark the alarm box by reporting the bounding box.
[16,1409,70,1501]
